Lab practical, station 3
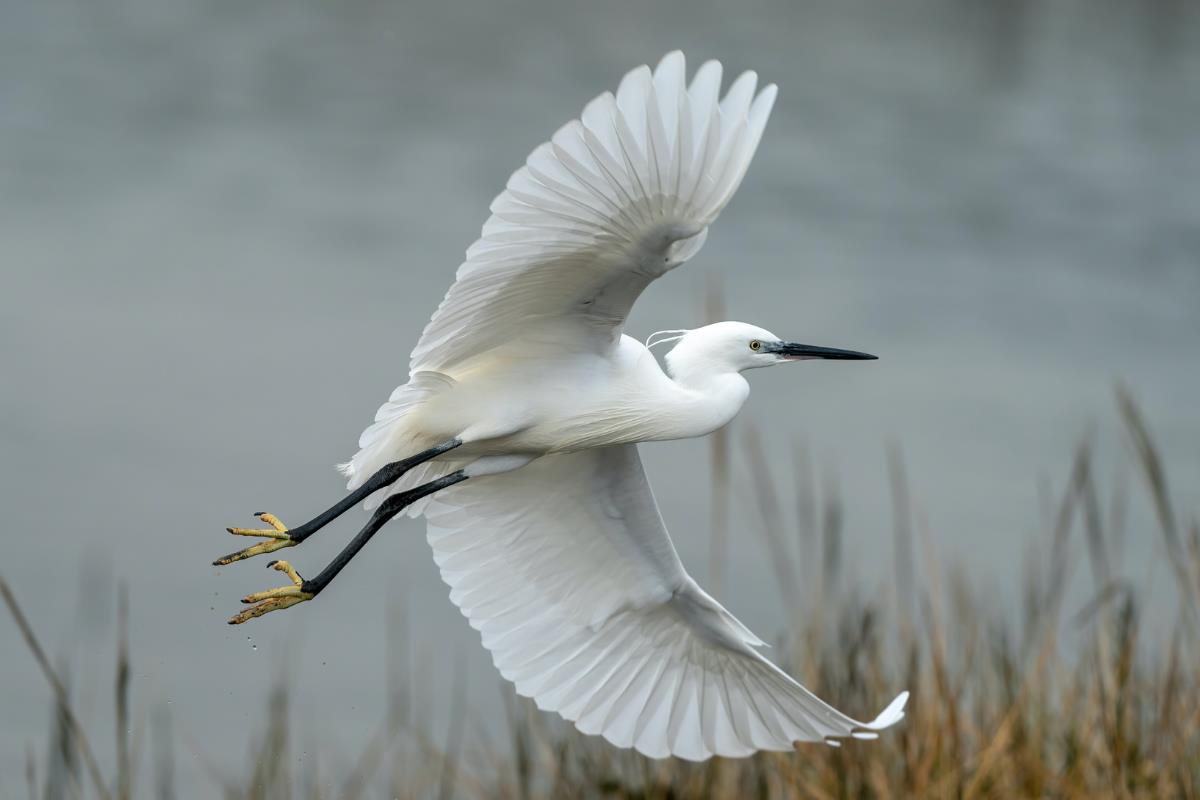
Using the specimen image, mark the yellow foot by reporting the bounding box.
[227,561,314,625]
[214,512,296,566]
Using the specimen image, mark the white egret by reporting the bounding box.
[216,51,908,760]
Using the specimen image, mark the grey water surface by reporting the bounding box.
[2,0,1198,793]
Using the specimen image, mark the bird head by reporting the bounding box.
[655,321,876,381]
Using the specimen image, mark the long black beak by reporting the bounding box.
[766,342,878,361]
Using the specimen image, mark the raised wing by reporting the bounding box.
[423,445,908,760]
[408,51,777,375]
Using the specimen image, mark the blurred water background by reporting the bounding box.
[2,0,1198,794]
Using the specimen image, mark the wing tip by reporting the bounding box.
[756,83,779,109]
[618,62,654,93]
[656,50,685,73]
[866,690,910,730]
[730,68,759,91]
[821,690,909,746]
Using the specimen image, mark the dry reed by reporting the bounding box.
[4,388,1197,799]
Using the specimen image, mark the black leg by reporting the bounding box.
[299,469,469,597]
[215,438,461,566]
[227,469,469,624]
[288,438,462,544]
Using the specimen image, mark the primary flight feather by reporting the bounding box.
[216,50,908,760]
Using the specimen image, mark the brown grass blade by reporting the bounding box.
[1,577,112,800]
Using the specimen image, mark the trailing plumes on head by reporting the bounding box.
[645,329,692,351]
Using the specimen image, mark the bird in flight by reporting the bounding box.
[216,51,907,760]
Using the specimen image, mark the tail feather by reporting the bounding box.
[339,371,457,513]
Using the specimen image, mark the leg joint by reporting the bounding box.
[372,438,464,488]
[377,491,411,517]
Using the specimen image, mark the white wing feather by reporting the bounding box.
[424,445,908,760]
[343,52,776,495]
[406,51,777,375]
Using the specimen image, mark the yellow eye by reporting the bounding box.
[749,340,761,351]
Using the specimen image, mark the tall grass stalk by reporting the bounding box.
[4,389,1198,798]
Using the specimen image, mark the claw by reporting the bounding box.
[214,512,296,566]
[227,560,313,624]
[254,512,288,532]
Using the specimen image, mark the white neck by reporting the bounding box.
[652,366,749,441]
[531,337,753,449]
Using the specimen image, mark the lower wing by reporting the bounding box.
[422,445,907,760]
